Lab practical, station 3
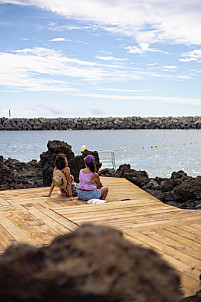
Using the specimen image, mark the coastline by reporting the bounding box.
[1,116,201,130]
[1,140,201,211]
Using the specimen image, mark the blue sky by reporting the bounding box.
[1,0,201,118]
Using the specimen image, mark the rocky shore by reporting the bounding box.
[0,140,100,190]
[99,165,201,210]
[1,116,201,130]
[1,140,201,210]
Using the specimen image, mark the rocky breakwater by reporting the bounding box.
[0,140,101,190]
[1,116,201,130]
[100,165,201,210]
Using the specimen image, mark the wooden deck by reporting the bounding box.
[0,177,200,298]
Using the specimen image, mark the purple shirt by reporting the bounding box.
[78,170,97,190]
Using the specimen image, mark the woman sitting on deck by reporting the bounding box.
[42,153,77,201]
[78,155,108,201]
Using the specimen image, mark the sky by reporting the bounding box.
[1,0,201,118]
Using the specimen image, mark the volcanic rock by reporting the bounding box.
[0,224,182,302]
[40,140,101,185]
[0,156,15,190]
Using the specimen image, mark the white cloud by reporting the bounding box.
[180,49,201,62]
[0,47,168,92]
[74,92,201,106]
[96,56,127,61]
[98,88,151,92]
[163,66,177,69]
[162,65,177,72]
[0,47,94,91]
[49,38,70,42]
[48,22,91,32]
[147,63,158,66]
[1,0,201,46]
[0,0,28,4]
[177,75,192,80]
[179,58,196,63]
[125,43,163,54]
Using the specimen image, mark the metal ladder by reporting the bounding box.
[98,150,116,170]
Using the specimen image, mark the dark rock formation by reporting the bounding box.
[0,156,15,190]
[99,166,201,209]
[0,156,42,190]
[40,140,75,186]
[0,223,182,302]
[4,158,43,189]
[40,140,101,185]
[1,116,201,130]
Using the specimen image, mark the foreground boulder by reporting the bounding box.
[0,224,182,302]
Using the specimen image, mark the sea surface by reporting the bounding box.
[0,129,201,178]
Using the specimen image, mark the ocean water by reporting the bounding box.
[0,129,201,178]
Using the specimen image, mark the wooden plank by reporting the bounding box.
[190,223,201,231]
[0,224,16,249]
[0,213,36,246]
[161,253,201,282]
[130,231,201,269]
[142,230,201,260]
[167,226,201,244]
[174,273,200,294]
[37,207,78,231]
[60,212,201,229]
[0,197,11,207]
[28,207,72,235]
[54,206,190,221]
[52,200,176,215]
[126,231,201,285]
[177,225,201,240]
[155,227,201,252]
[124,234,149,247]
[4,210,59,245]
[101,215,201,227]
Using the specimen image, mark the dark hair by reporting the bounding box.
[55,153,67,170]
[86,161,96,173]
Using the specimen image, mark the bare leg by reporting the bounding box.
[100,186,108,200]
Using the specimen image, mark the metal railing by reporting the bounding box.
[98,150,116,170]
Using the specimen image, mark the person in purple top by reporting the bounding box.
[78,155,108,201]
